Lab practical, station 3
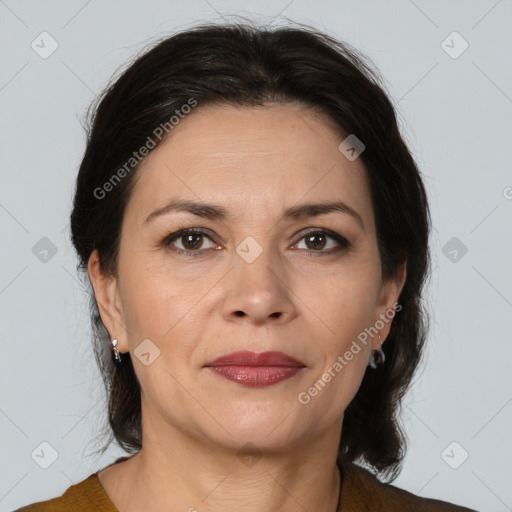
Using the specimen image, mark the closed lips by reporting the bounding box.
[204,350,305,367]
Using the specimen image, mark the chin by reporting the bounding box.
[201,414,306,451]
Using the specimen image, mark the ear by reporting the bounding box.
[372,259,407,350]
[87,249,128,353]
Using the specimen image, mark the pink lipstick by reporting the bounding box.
[204,351,305,388]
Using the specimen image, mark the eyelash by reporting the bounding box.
[161,228,350,257]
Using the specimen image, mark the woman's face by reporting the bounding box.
[90,102,405,453]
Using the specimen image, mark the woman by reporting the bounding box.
[16,21,478,512]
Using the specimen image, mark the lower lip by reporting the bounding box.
[206,366,304,387]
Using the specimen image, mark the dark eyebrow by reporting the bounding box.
[144,199,365,232]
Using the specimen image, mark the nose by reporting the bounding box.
[221,243,297,326]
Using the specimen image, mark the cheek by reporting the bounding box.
[297,275,378,390]
[119,265,210,366]
[301,273,378,336]
[120,276,171,336]
[118,253,183,329]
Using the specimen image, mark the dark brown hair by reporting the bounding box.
[70,20,431,482]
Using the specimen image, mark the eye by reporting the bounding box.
[162,228,217,256]
[293,229,350,254]
[162,227,350,257]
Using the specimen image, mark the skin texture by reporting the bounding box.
[88,102,406,512]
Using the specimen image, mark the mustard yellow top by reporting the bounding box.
[14,460,478,511]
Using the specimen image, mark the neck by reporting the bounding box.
[100,409,344,511]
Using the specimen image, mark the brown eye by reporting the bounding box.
[163,229,216,254]
[294,230,350,253]
[181,233,204,250]
[305,233,327,250]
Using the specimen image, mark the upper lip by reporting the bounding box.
[204,351,305,367]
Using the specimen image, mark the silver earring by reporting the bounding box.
[111,338,122,364]
[368,334,385,369]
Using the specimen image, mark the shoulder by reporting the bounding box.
[13,474,117,512]
[341,461,478,512]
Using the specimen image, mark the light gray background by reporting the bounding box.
[1,1,511,511]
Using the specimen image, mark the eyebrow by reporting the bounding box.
[144,199,365,232]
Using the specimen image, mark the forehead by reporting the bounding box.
[126,103,374,228]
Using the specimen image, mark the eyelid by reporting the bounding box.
[162,228,216,249]
[291,228,350,250]
[162,227,350,254]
